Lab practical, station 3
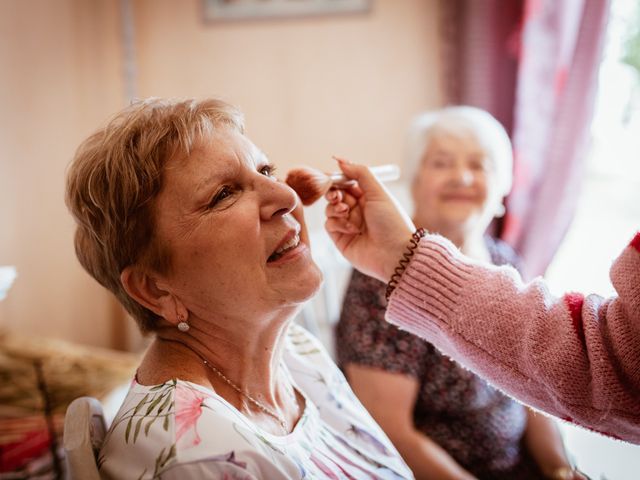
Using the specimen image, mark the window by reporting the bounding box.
[545,0,640,477]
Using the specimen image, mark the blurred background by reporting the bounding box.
[1,0,639,478]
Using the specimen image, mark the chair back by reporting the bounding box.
[63,396,106,480]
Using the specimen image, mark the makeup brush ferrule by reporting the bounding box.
[329,164,400,184]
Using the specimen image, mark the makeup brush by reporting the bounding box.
[286,164,400,206]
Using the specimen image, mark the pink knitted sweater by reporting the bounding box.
[386,232,640,444]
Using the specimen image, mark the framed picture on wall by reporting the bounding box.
[203,0,372,21]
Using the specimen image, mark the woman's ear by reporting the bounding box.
[494,203,506,218]
[492,193,507,218]
[120,266,180,324]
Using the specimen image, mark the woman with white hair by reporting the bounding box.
[402,106,514,260]
[335,107,578,479]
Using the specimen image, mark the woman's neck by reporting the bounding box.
[139,309,298,410]
[137,311,305,435]
[461,237,491,262]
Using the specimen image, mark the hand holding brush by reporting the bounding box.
[285,162,400,206]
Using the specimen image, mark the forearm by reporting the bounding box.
[385,233,640,443]
[524,410,572,477]
[390,429,475,480]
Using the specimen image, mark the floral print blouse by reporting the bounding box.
[98,324,413,479]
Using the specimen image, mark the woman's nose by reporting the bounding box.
[453,166,474,186]
[259,176,297,220]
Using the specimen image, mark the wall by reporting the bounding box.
[0,0,125,347]
[133,0,443,173]
[0,0,443,349]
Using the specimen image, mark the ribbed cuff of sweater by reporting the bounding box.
[385,234,476,349]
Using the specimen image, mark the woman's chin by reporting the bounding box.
[295,264,324,303]
[295,266,324,306]
[439,209,487,229]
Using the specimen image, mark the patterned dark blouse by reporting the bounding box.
[336,237,545,480]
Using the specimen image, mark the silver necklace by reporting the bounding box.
[201,358,289,432]
[162,338,292,432]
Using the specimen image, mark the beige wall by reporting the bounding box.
[0,0,125,347]
[0,0,443,349]
[134,0,443,171]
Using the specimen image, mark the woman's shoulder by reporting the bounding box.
[343,268,387,305]
[283,325,412,479]
[285,323,365,374]
[335,269,434,375]
[100,344,412,479]
[285,323,336,368]
[284,324,363,411]
[336,269,396,340]
[97,379,282,479]
[484,235,524,272]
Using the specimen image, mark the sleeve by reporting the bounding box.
[385,232,640,444]
[335,269,429,379]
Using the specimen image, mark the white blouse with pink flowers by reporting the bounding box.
[98,324,412,479]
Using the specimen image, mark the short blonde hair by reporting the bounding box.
[404,106,513,196]
[65,98,244,333]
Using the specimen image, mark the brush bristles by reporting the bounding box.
[285,167,333,206]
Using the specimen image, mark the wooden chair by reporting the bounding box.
[63,396,106,480]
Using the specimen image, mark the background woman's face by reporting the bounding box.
[151,127,323,323]
[412,131,500,235]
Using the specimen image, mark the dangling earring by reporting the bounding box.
[495,204,506,218]
[177,313,190,332]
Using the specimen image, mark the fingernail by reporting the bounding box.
[333,156,352,165]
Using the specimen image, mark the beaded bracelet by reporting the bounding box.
[385,228,427,302]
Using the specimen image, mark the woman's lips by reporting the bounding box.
[266,242,308,265]
[267,229,302,263]
[440,194,479,202]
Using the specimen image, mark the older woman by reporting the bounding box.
[66,98,412,479]
[335,107,575,479]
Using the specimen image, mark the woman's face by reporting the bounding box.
[412,130,501,234]
[151,127,322,323]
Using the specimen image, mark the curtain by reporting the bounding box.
[503,0,611,277]
[439,0,611,278]
[439,0,523,134]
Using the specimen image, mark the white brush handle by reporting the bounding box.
[328,164,400,185]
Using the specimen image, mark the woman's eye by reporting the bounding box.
[208,186,232,208]
[430,157,450,168]
[259,164,277,177]
[469,155,489,171]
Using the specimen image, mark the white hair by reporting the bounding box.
[404,106,513,196]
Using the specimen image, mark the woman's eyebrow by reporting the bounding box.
[431,150,453,157]
[194,170,226,196]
